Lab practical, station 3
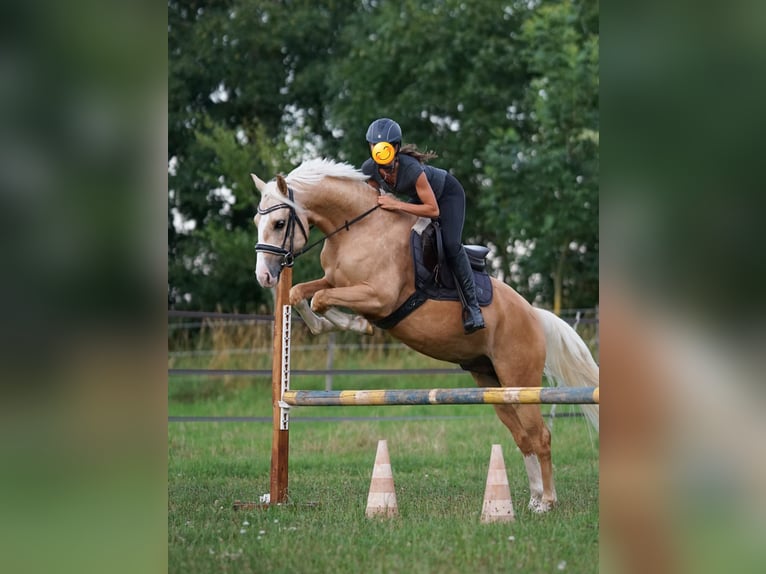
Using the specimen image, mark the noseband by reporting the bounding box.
[255,184,381,268]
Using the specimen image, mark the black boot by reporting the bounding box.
[448,249,486,334]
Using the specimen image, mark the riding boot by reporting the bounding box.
[448,250,486,334]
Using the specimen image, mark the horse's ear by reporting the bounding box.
[275,174,289,197]
[250,173,267,194]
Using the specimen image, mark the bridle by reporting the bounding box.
[254,185,310,268]
[255,185,381,268]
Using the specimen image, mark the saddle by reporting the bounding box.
[373,219,494,330]
[411,218,493,305]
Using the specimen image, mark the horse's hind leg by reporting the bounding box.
[510,405,556,512]
[471,373,556,513]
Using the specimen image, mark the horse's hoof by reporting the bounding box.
[353,318,374,335]
[528,498,554,513]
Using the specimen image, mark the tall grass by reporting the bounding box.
[169,315,599,573]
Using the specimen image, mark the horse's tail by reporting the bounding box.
[533,308,599,433]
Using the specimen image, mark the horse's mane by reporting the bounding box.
[286,158,368,187]
[259,158,370,211]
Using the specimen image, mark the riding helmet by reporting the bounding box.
[365,118,402,145]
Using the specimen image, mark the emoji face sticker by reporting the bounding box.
[371,141,396,166]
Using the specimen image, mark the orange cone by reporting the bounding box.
[480,444,515,523]
[365,439,398,518]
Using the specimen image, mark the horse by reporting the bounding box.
[251,158,599,513]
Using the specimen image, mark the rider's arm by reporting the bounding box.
[377,173,440,218]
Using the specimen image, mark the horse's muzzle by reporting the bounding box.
[255,266,280,288]
[255,249,285,288]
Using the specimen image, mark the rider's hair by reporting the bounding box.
[399,143,438,164]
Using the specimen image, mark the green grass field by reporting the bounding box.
[169,322,599,573]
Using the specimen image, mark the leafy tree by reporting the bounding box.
[168,0,599,313]
[479,0,599,311]
[325,0,597,311]
[168,0,357,311]
[325,0,528,220]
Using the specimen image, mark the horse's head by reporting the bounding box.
[251,172,310,288]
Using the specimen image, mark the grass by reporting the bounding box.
[169,320,599,573]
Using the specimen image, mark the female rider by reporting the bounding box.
[361,117,485,334]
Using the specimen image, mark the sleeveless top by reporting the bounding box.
[361,153,448,202]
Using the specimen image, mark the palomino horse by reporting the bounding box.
[252,158,599,513]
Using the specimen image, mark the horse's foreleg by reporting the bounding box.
[292,300,373,335]
[310,283,390,317]
[290,280,374,335]
[292,300,338,334]
[290,278,332,306]
[323,308,374,335]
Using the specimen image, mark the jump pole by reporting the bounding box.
[282,386,599,406]
[269,266,292,505]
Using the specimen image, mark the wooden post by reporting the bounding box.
[269,267,292,504]
[325,332,335,391]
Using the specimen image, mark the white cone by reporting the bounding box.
[365,439,398,518]
[480,444,515,523]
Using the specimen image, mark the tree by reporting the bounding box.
[325,0,528,224]
[168,0,599,312]
[168,0,358,311]
[479,0,599,312]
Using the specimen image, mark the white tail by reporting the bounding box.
[534,308,599,432]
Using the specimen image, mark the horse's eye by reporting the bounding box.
[274,220,286,230]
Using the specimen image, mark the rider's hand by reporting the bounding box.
[377,195,399,211]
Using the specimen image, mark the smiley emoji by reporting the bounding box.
[371,141,396,166]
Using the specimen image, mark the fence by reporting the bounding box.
[168,307,598,390]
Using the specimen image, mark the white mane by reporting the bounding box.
[259,158,369,212]
[286,158,368,187]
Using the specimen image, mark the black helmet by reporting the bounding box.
[365,118,402,145]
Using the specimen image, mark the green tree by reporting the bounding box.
[479,0,599,312]
[325,0,528,224]
[168,0,599,312]
[168,0,357,311]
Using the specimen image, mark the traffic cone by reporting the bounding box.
[365,439,398,518]
[480,444,515,523]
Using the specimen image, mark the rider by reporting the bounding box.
[361,117,485,334]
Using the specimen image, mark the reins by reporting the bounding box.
[295,203,381,261]
[255,186,381,268]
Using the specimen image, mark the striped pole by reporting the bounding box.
[281,386,598,407]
